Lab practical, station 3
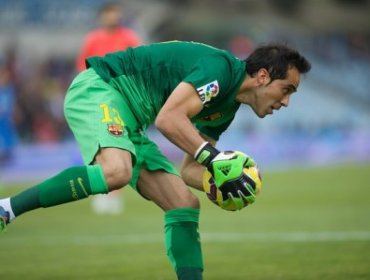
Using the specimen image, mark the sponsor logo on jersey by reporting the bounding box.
[197,80,219,104]
[107,124,124,136]
[202,112,223,121]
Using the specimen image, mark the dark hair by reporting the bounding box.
[98,2,122,15]
[245,43,311,81]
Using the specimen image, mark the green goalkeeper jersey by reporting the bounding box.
[86,41,246,140]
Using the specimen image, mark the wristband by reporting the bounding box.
[194,142,220,167]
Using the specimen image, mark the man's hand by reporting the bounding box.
[196,143,259,211]
[195,142,255,187]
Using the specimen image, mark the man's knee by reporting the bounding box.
[95,148,133,191]
[104,162,132,191]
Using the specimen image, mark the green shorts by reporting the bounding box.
[64,68,179,189]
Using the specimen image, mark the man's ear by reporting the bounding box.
[256,68,270,86]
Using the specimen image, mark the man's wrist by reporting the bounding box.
[194,142,220,167]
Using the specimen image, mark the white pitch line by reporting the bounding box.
[3,231,370,246]
[201,231,370,242]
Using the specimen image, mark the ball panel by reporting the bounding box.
[203,165,262,211]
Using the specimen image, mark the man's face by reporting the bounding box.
[254,66,300,118]
[100,8,123,29]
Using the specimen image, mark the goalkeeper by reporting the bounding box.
[0,41,311,279]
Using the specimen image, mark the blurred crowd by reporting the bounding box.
[1,50,73,143]
[306,32,370,104]
[0,49,74,163]
[1,31,368,138]
[1,1,370,166]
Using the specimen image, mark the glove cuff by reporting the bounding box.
[194,142,220,167]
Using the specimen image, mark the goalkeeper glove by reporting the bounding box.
[195,142,255,184]
[195,142,256,209]
[195,142,256,210]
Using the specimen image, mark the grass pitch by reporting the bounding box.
[1,163,369,280]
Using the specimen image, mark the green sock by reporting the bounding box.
[164,208,203,280]
[10,165,108,217]
[176,268,203,280]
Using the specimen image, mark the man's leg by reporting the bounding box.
[137,169,203,280]
[0,148,132,228]
[0,68,138,230]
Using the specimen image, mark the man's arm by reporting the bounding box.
[180,134,217,191]
[155,82,206,157]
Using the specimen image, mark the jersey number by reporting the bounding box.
[100,103,124,126]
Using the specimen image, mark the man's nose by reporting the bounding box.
[281,95,290,107]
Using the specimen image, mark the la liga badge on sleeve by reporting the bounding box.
[197,80,219,104]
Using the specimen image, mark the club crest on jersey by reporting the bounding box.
[197,80,219,104]
[107,124,124,136]
[202,112,223,121]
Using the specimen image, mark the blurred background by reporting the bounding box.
[0,0,369,183]
[0,1,369,279]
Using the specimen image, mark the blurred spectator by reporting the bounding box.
[75,1,143,72]
[0,54,17,165]
[347,32,370,62]
[75,2,144,215]
[228,35,254,59]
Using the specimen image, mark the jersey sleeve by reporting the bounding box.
[183,54,233,106]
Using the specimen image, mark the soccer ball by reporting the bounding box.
[203,165,262,211]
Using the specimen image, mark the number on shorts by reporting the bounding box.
[100,103,124,126]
